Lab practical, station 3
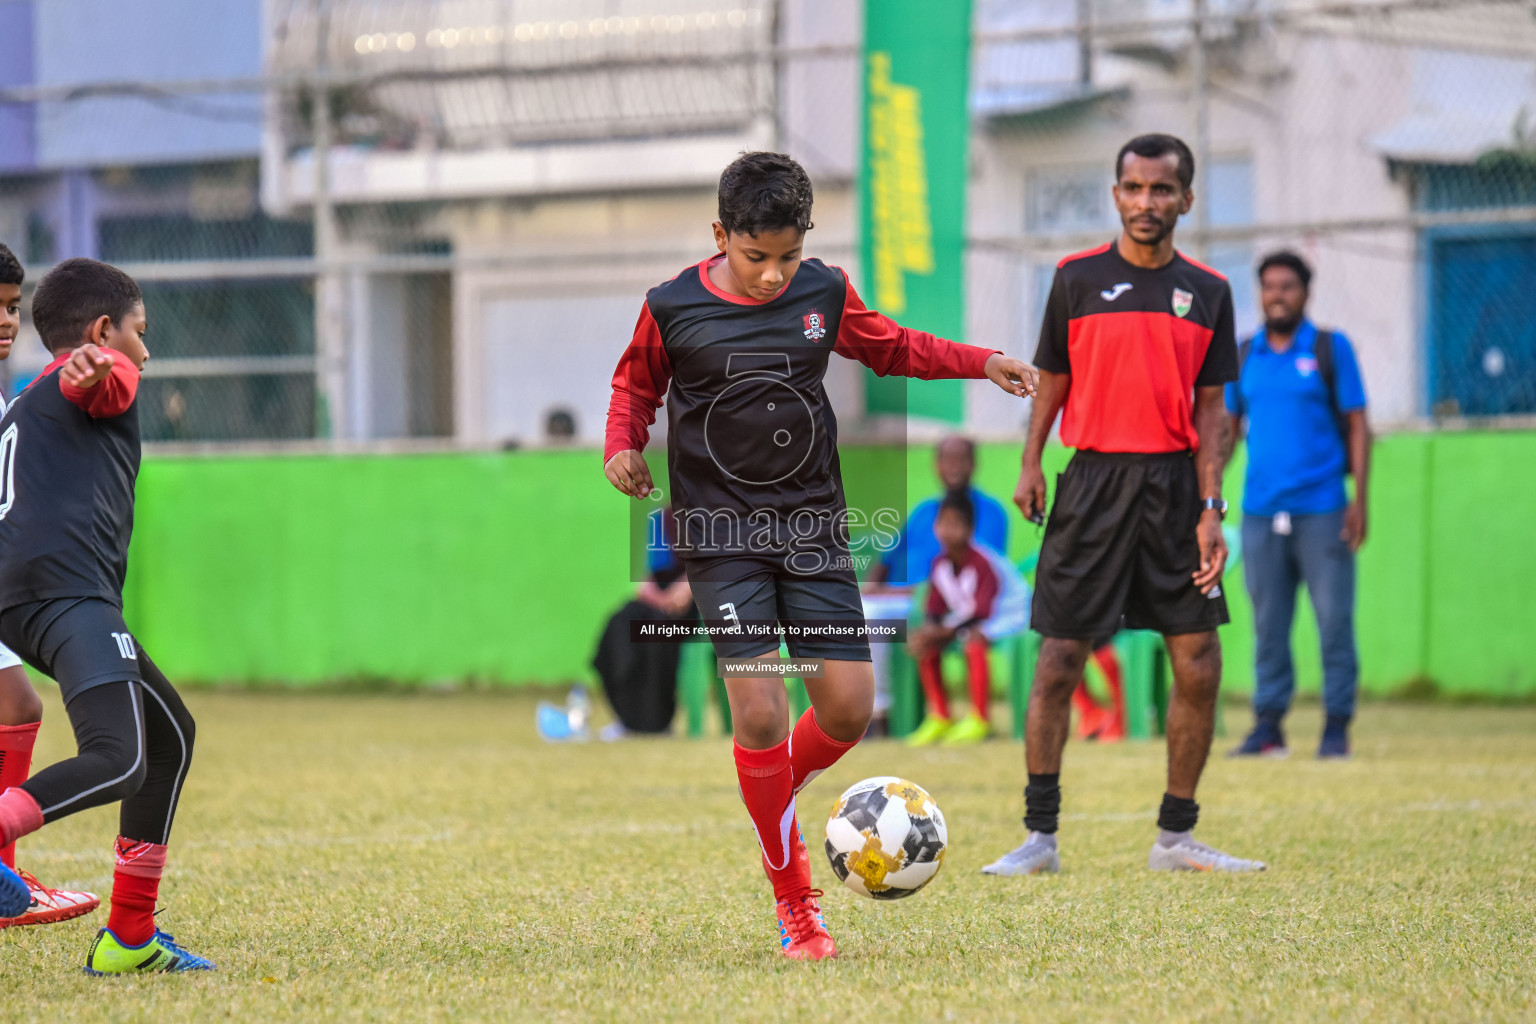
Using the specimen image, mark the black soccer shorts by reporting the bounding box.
[684,556,872,662]
[1030,450,1230,640]
[0,597,146,702]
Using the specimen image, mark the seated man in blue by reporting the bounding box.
[862,435,1010,733]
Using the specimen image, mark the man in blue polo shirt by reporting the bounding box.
[1225,250,1371,760]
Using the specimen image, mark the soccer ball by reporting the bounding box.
[824,777,948,899]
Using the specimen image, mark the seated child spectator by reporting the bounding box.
[906,491,1024,747]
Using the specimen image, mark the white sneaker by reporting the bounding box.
[981,831,1061,876]
[0,869,100,928]
[1148,833,1266,873]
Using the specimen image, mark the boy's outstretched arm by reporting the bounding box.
[60,343,138,418]
[831,270,1037,398]
[604,304,672,499]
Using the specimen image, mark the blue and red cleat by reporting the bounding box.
[776,891,837,961]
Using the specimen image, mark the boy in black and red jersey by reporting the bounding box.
[604,152,1037,960]
[0,244,102,929]
[0,259,212,974]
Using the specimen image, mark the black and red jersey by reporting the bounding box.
[606,255,996,558]
[1035,242,1238,453]
[0,352,141,610]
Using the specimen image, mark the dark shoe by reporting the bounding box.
[1228,715,1289,758]
[1317,715,1351,760]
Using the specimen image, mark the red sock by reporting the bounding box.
[107,837,166,947]
[965,638,992,723]
[0,724,40,869]
[0,786,43,857]
[1071,681,1101,719]
[918,652,951,720]
[733,739,810,903]
[788,709,857,794]
[1092,646,1126,729]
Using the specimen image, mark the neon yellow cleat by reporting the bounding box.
[941,714,992,746]
[83,927,215,976]
[905,715,952,747]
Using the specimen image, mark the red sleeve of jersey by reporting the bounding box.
[59,356,139,418]
[832,270,996,379]
[604,302,673,464]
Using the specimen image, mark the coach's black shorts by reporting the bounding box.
[1031,450,1229,639]
[684,557,872,662]
[0,598,145,702]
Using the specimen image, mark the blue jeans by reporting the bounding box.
[1241,508,1358,720]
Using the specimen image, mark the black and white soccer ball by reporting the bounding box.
[825,777,948,899]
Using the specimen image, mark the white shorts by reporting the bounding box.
[0,641,21,671]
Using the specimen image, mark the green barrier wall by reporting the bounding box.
[126,433,1536,697]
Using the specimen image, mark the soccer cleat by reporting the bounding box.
[904,715,952,747]
[1228,719,1289,759]
[83,927,215,975]
[940,713,992,747]
[0,869,99,929]
[775,890,837,961]
[980,831,1061,876]
[0,861,29,918]
[1148,834,1266,873]
[1317,716,1351,760]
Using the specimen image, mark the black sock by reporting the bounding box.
[1023,773,1061,834]
[1157,793,1199,834]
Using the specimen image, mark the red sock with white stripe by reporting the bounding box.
[107,837,166,946]
[788,708,858,794]
[733,739,810,903]
[0,724,40,869]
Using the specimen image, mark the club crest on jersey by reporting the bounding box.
[802,309,827,342]
[1171,289,1193,318]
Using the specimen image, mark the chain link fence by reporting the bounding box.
[0,0,1531,444]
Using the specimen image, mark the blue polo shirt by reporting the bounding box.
[1227,320,1367,517]
[879,487,1009,585]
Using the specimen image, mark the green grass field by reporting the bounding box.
[2,687,1533,1023]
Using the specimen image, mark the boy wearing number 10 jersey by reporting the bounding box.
[0,258,212,974]
[603,153,1039,960]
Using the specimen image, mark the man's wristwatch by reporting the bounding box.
[1202,497,1228,520]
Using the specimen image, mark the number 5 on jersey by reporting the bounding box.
[111,632,137,659]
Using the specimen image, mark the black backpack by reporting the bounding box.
[1235,329,1352,473]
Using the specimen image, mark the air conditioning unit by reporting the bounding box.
[1092,0,1249,65]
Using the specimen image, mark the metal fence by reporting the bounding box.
[0,0,1531,446]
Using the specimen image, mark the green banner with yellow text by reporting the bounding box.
[860,0,973,422]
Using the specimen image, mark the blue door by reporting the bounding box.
[1428,232,1536,417]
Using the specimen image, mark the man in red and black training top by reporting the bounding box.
[983,134,1267,878]
[604,152,1037,961]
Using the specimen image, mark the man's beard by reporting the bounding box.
[1265,312,1304,335]
[1126,217,1174,247]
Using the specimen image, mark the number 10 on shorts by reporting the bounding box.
[111,632,137,659]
